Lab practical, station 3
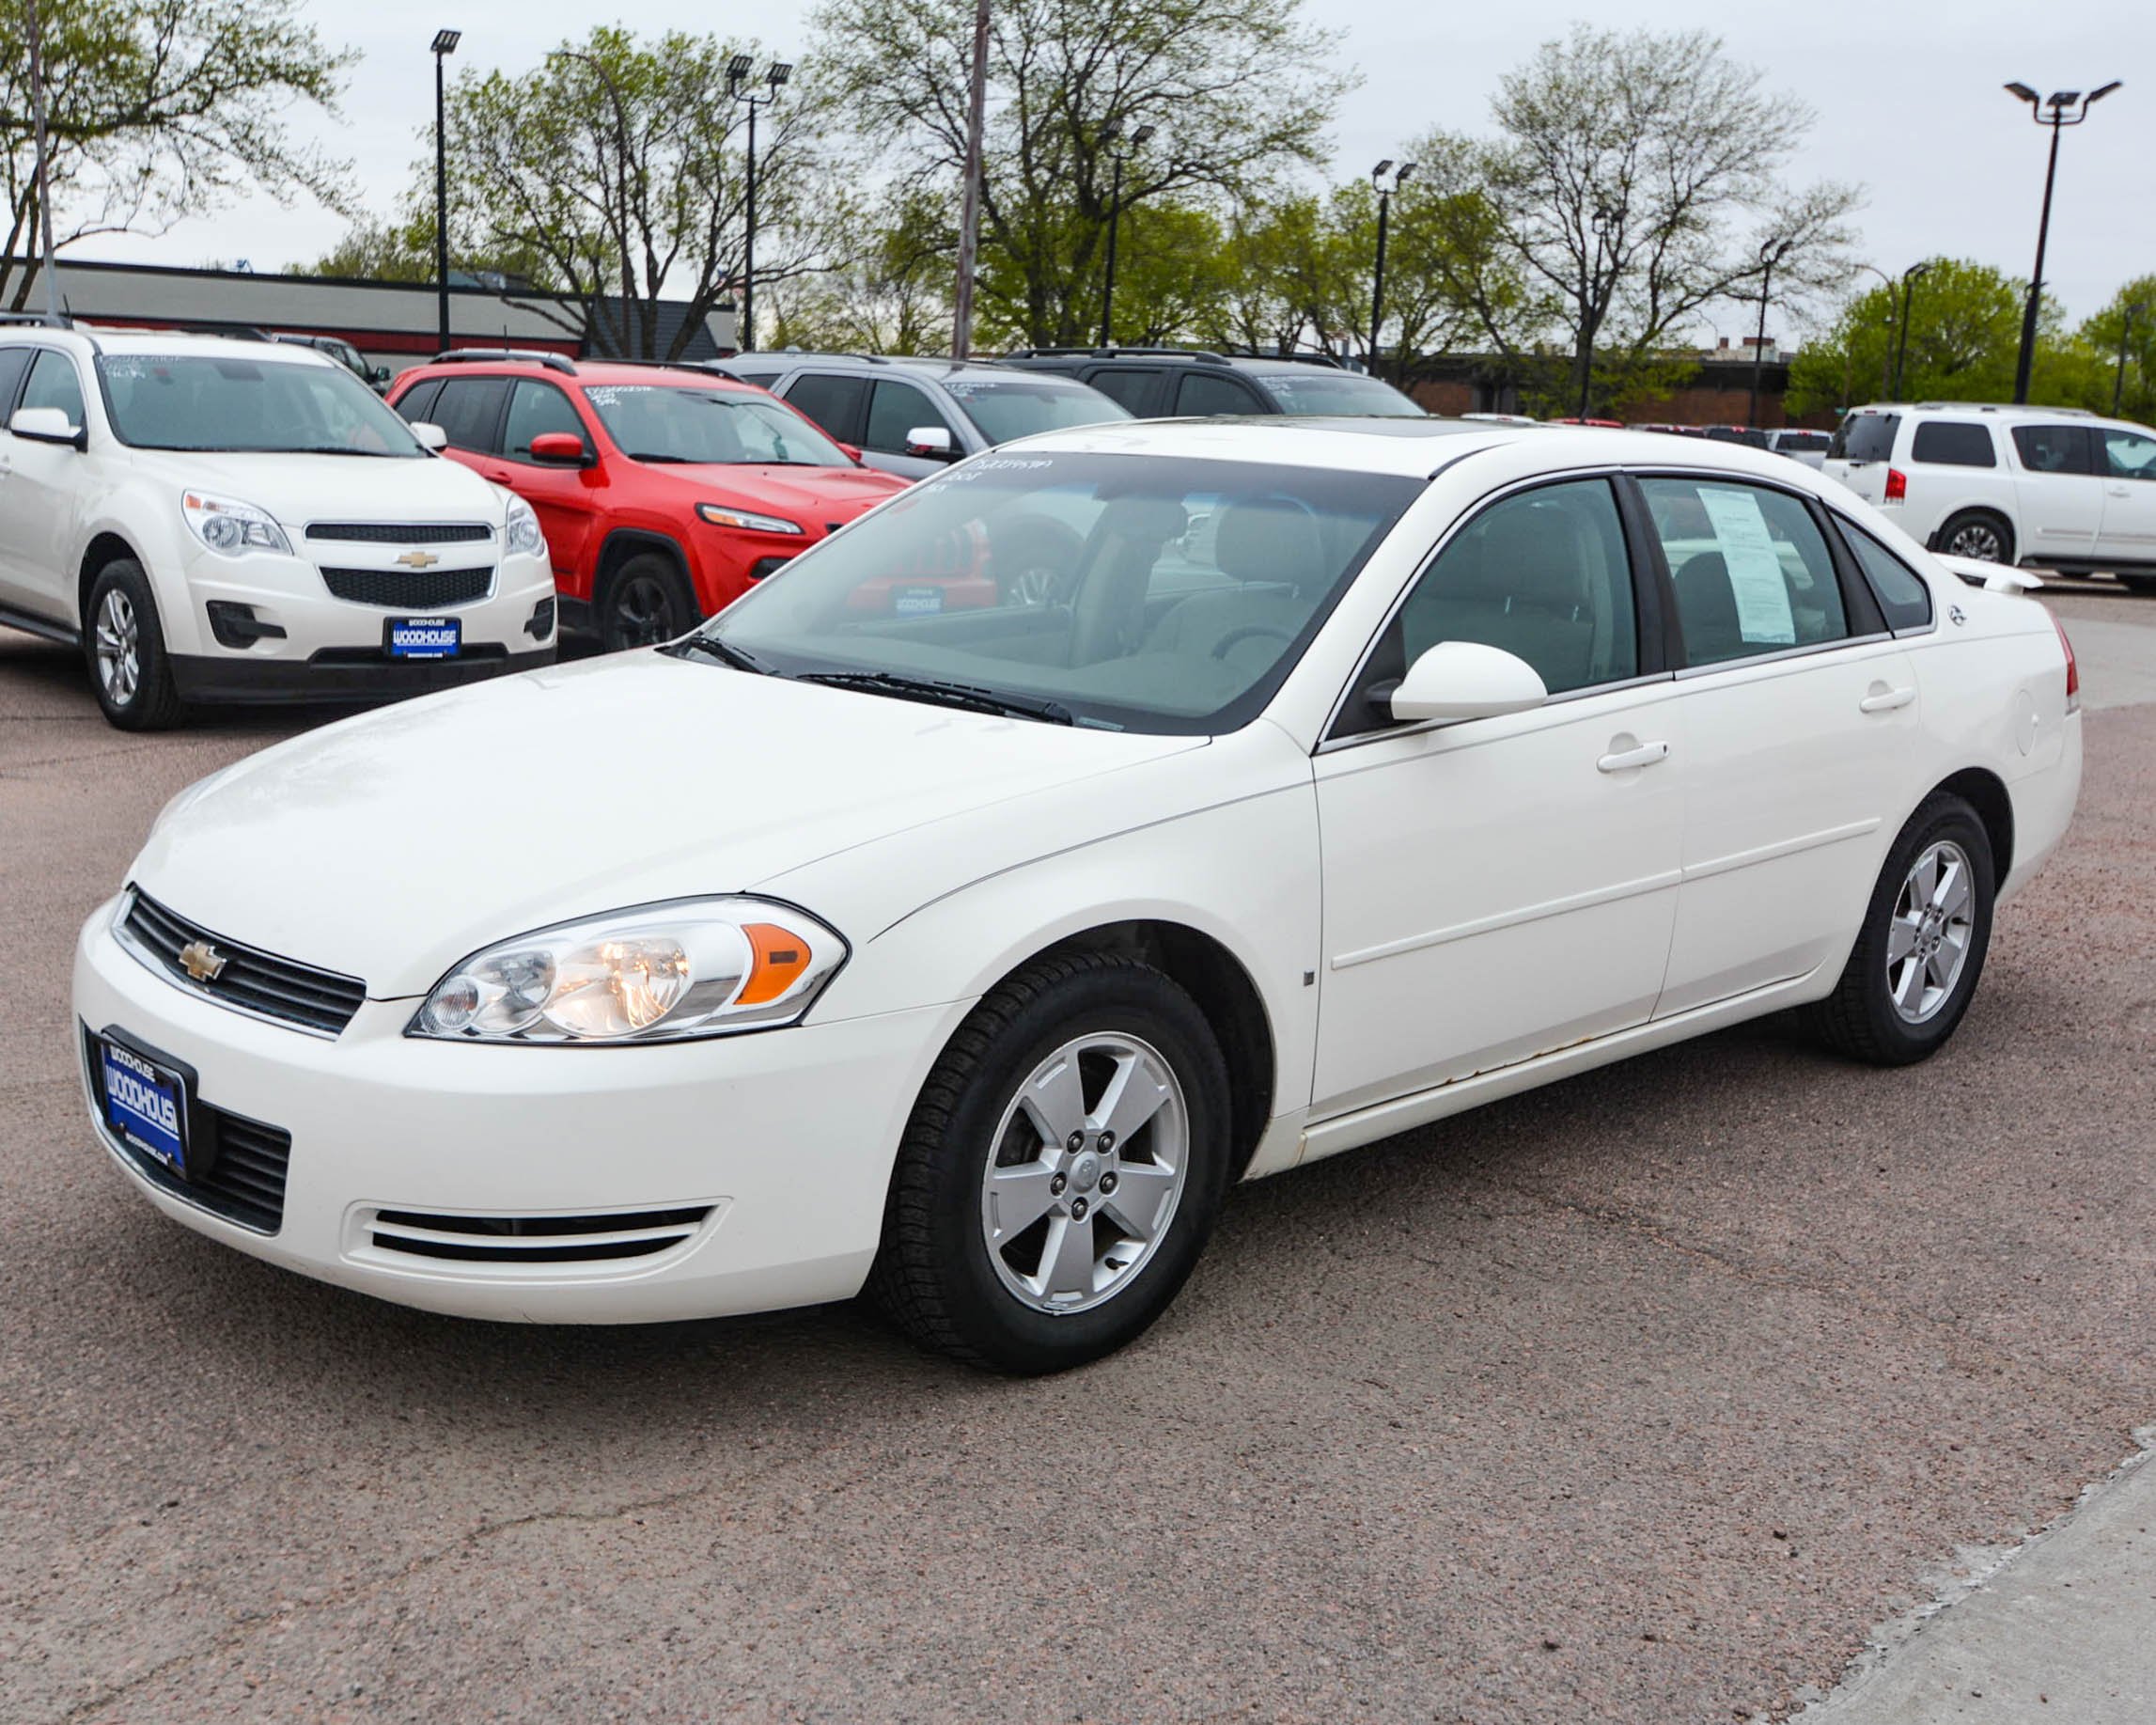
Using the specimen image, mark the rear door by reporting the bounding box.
[1171,369,1270,416]
[1637,472,1925,1013]
[2095,425,2156,569]
[2008,422,2103,562]
[1081,367,1166,416]
[427,376,512,471]
[775,371,873,459]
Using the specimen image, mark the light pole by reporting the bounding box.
[1853,264,1898,399]
[2117,300,2148,417]
[1748,235,1790,429]
[951,0,991,359]
[431,29,460,351]
[1579,202,1617,417]
[1892,260,1930,400]
[2004,80,2121,404]
[728,57,791,354]
[1367,160,1415,381]
[1098,122,1154,348]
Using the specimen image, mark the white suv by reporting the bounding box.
[0,323,557,729]
[1822,401,2156,591]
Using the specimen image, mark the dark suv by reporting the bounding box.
[997,348,1427,419]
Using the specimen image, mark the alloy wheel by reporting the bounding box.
[1886,839,1976,1023]
[1945,522,2004,561]
[611,573,680,647]
[978,1032,1190,1314]
[94,588,140,706]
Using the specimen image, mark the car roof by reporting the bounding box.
[724,352,1040,384]
[0,324,338,369]
[1004,416,1846,486]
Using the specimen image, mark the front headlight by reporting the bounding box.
[505,494,545,558]
[696,501,804,536]
[408,897,847,1044]
[182,491,291,557]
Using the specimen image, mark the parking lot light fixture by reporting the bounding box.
[1748,234,1791,429]
[2004,77,2121,404]
[432,29,461,350]
[1580,203,1618,417]
[1893,260,1930,400]
[728,59,792,353]
[1100,122,1156,348]
[1368,161,1415,384]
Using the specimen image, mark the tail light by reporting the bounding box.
[1883,467,1907,503]
[2051,611,2079,713]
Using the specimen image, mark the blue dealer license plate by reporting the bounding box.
[98,1038,189,1176]
[387,616,461,659]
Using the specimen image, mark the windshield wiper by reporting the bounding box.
[283,446,409,457]
[626,451,698,463]
[666,635,775,674]
[796,670,1073,725]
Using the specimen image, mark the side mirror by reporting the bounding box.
[904,425,956,460]
[409,421,449,452]
[9,405,85,450]
[836,441,866,465]
[1381,640,1548,725]
[527,431,592,467]
[369,365,392,385]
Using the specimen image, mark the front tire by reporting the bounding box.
[599,552,698,651]
[84,560,183,730]
[868,950,1232,1374]
[1807,793,1995,1065]
[1934,510,2014,565]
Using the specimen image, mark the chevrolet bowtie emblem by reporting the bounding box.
[178,940,227,983]
[395,550,442,569]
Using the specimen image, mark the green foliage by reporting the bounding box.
[2070,276,2156,421]
[0,0,352,310]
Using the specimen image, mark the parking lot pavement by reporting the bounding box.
[3,588,2154,1725]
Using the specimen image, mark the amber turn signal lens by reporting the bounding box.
[738,921,811,1005]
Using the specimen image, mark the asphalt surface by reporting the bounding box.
[3,584,2153,1724]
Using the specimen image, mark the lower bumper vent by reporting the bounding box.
[367,1205,712,1264]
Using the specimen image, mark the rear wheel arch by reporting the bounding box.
[1931,766,2014,885]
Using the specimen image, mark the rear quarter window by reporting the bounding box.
[1837,522,1934,631]
[1909,421,1997,468]
[1828,413,1899,463]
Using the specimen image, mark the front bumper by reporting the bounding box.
[74,902,961,1324]
[170,643,556,705]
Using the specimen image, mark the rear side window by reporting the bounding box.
[1839,523,1934,631]
[1175,370,1266,416]
[726,369,784,388]
[395,377,443,425]
[430,377,510,452]
[1828,413,1899,463]
[1641,478,1849,666]
[1910,421,1997,468]
[2012,423,2093,474]
[782,372,869,442]
[1086,368,1164,414]
[0,347,32,416]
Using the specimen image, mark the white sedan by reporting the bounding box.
[72,421,2083,1373]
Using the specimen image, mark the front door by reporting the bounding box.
[1635,473,1927,1014]
[0,348,92,623]
[2096,425,2156,570]
[2009,423,2105,563]
[497,379,603,580]
[1311,477,1684,1120]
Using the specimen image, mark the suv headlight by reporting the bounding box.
[182,491,291,557]
[696,502,804,536]
[505,494,545,558]
[408,897,846,1044]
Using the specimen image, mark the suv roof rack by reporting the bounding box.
[729,349,894,367]
[576,355,731,374]
[430,347,577,376]
[0,310,71,329]
[1909,400,2094,416]
[1005,345,1231,366]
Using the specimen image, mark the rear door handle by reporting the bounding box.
[2109,484,2133,498]
[1597,741,1669,773]
[1859,686,1916,714]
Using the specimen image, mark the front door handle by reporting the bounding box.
[1859,686,1916,714]
[1597,740,1669,773]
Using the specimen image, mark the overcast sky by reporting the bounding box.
[67,0,2155,336]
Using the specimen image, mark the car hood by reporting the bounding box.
[669,463,910,524]
[133,448,506,531]
[131,651,1203,996]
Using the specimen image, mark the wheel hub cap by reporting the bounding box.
[1886,839,1976,1025]
[979,1032,1190,1315]
[94,590,140,704]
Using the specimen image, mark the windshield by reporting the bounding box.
[698,451,1418,735]
[96,353,427,455]
[582,382,851,465]
[1253,371,1426,417]
[939,376,1132,445]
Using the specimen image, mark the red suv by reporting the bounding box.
[387,353,914,648]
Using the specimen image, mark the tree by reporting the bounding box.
[1786,259,2046,416]
[812,0,1351,348]
[1438,26,1858,416]
[2076,275,2156,422]
[0,0,352,309]
[436,26,826,360]
[763,184,956,354]
[293,208,562,290]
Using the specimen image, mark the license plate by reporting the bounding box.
[893,586,944,617]
[387,616,461,659]
[97,1036,189,1177]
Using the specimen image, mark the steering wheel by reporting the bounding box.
[1211,623,1295,661]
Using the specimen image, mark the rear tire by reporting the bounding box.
[867,950,1232,1374]
[599,551,698,651]
[84,560,184,731]
[1934,510,2014,565]
[1806,793,1994,1066]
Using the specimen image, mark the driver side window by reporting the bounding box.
[1398,479,1638,696]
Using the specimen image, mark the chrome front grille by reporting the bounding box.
[118,889,367,1038]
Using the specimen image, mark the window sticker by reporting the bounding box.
[1696,486,1795,646]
